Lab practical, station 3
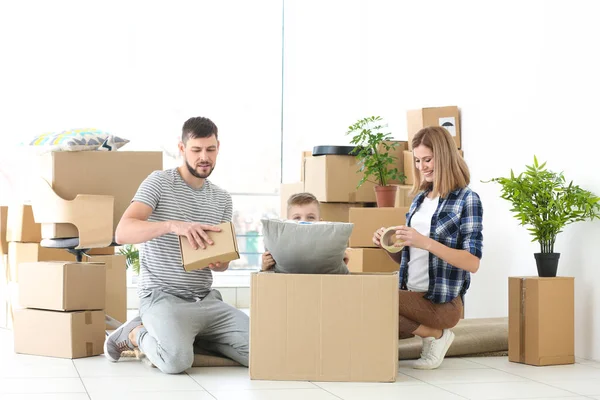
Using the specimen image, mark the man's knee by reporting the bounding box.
[157,350,194,374]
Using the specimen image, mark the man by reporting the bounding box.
[103,117,249,374]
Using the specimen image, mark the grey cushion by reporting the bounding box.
[261,219,352,274]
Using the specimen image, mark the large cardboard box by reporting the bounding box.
[6,204,41,243]
[403,149,464,185]
[508,277,574,366]
[348,207,409,248]
[87,254,127,328]
[7,242,77,283]
[378,141,408,184]
[407,106,461,149]
[304,155,376,203]
[0,205,7,255]
[38,151,163,238]
[179,222,240,272]
[14,309,105,358]
[18,261,106,311]
[250,272,399,382]
[346,248,399,273]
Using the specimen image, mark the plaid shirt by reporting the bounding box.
[399,186,484,304]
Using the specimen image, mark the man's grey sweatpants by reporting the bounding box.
[137,289,249,374]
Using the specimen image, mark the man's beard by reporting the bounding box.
[186,159,214,179]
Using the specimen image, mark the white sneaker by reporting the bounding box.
[413,336,435,369]
[413,329,455,370]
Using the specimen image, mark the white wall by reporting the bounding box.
[283,0,600,361]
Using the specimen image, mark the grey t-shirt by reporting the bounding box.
[132,168,232,300]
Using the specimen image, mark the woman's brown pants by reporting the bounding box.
[398,290,463,339]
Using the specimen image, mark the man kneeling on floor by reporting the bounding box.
[103,116,249,374]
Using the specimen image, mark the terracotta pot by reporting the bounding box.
[374,185,398,207]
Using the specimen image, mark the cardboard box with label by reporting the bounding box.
[346,248,400,273]
[37,151,163,238]
[508,276,574,366]
[179,222,240,272]
[403,149,464,185]
[13,309,105,358]
[18,261,106,311]
[86,254,127,328]
[304,155,376,203]
[348,207,409,248]
[7,242,77,283]
[250,272,399,382]
[6,204,41,243]
[407,106,461,149]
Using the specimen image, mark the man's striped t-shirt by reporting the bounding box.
[132,168,233,300]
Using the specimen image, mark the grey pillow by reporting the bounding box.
[261,219,353,274]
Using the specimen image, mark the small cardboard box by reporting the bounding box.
[407,106,461,149]
[346,248,399,273]
[403,149,464,185]
[18,261,106,311]
[86,254,127,328]
[0,205,8,255]
[38,151,163,238]
[320,203,370,223]
[14,309,105,359]
[378,141,408,184]
[179,222,240,272]
[7,242,77,283]
[6,204,41,243]
[508,277,575,366]
[304,155,376,203]
[348,207,409,248]
[250,272,399,382]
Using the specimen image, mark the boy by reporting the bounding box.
[261,192,349,270]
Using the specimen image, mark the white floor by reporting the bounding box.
[1,328,600,400]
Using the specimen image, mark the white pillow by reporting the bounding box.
[29,128,129,152]
[261,219,352,274]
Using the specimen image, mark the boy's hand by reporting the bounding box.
[262,251,275,270]
[343,248,350,265]
[171,221,222,250]
[208,261,230,272]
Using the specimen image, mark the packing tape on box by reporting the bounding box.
[380,227,404,253]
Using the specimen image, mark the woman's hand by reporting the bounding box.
[395,226,431,250]
[372,227,386,248]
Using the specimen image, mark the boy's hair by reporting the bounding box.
[287,192,320,213]
[182,117,218,144]
[411,126,470,198]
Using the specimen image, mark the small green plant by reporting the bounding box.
[484,156,600,253]
[345,116,406,187]
[119,244,140,275]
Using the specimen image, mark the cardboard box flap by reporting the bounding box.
[179,222,240,271]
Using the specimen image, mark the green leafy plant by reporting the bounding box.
[345,116,406,187]
[484,156,600,253]
[119,244,140,275]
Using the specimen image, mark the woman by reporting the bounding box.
[372,126,483,370]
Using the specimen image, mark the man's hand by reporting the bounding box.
[262,251,275,271]
[170,221,221,250]
[208,261,230,272]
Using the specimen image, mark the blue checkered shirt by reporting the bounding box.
[399,186,484,304]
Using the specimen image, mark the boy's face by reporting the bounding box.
[287,203,320,222]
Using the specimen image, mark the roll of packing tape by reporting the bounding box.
[380,227,404,253]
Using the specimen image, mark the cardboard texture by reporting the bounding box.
[0,254,12,329]
[6,204,41,243]
[7,242,77,283]
[37,151,163,238]
[346,248,400,273]
[348,208,409,248]
[179,222,240,272]
[279,182,305,218]
[13,309,105,358]
[403,149,464,186]
[407,106,461,149]
[18,261,106,311]
[86,254,127,328]
[508,277,575,366]
[300,150,312,182]
[250,272,399,382]
[378,141,408,184]
[304,155,376,203]
[0,206,7,255]
[394,185,415,208]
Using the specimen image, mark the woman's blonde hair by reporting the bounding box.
[410,126,470,198]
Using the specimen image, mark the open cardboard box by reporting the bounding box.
[179,222,240,272]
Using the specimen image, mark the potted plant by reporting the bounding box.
[484,156,600,277]
[346,116,406,207]
[119,244,140,275]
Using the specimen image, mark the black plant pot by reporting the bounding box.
[534,253,560,277]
